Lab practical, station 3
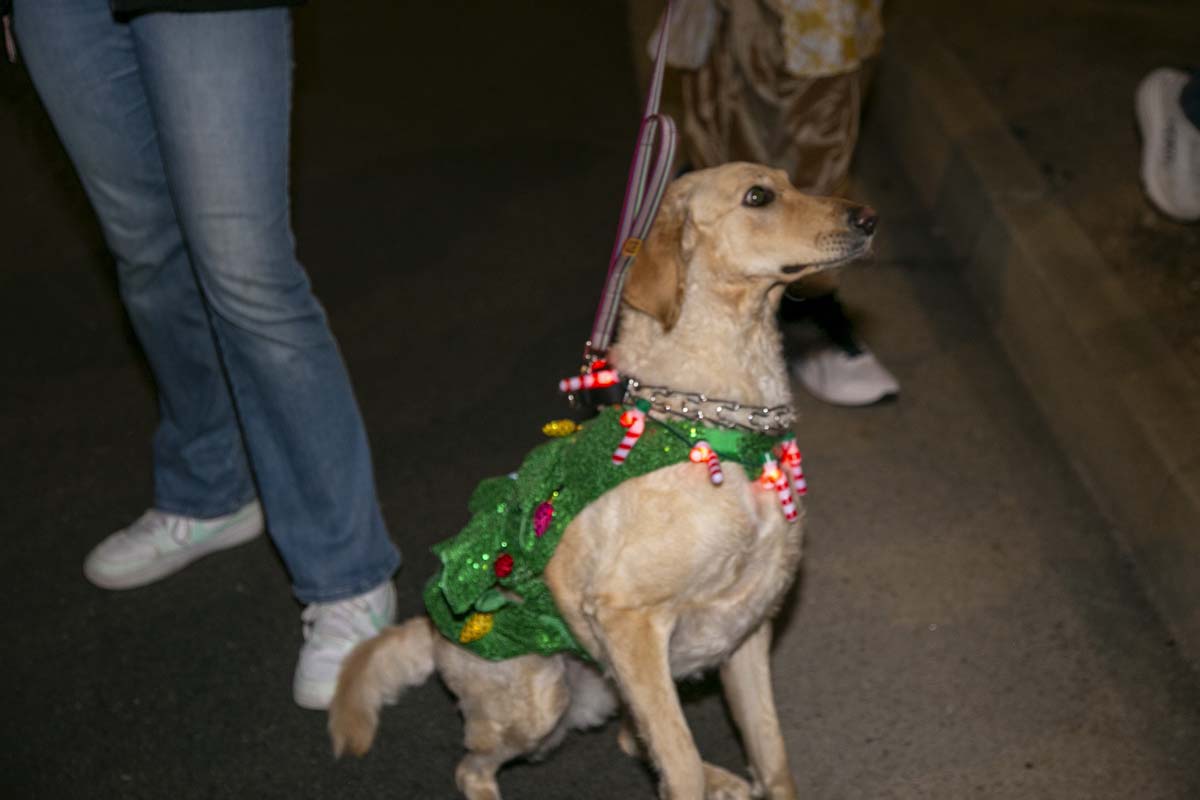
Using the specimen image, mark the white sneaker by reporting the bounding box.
[84,501,264,590]
[293,580,396,710]
[793,344,900,407]
[1136,68,1200,222]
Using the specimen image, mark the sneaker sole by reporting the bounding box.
[293,678,336,711]
[1136,71,1200,223]
[83,510,264,590]
[792,357,901,407]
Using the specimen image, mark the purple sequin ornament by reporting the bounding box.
[532,501,554,537]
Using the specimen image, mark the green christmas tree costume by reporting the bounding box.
[424,405,790,661]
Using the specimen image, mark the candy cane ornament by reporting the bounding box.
[612,401,649,465]
[689,440,724,485]
[760,454,798,522]
[779,435,807,496]
[559,369,621,394]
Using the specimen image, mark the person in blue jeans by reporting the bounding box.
[1137,67,1200,222]
[7,0,400,710]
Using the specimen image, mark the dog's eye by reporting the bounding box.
[743,186,775,208]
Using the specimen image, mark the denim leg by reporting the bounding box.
[1181,69,1200,130]
[128,9,399,602]
[13,0,256,519]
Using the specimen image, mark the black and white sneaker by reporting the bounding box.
[782,291,899,407]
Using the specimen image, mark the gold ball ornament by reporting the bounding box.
[459,612,494,643]
[542,419,579,438]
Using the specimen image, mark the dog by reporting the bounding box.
[328,162,877,800]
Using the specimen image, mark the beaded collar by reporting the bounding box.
[624,376,796,437]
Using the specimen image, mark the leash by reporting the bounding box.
[588,1,678,360]
[562,1,678,408]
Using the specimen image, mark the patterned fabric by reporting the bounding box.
[675,0,882,196]
[425,406,787,662]
[769,0,883,78]
[656,0,883,79]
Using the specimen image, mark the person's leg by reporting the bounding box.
[13,0,256,520]
[771,63,898,406]
[125,8,399,605]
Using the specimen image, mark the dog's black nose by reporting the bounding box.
[848,205,878,236]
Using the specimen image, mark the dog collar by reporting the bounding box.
[625,376,796,437]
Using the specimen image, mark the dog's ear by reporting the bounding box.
[622,188,691,331]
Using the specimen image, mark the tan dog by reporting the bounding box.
[328,162,876,800]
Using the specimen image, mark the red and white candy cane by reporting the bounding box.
[559,368,621,394]
[689,441,724,485]
[760,454,798,522]
[779,436,807,496]
[612,403,648,465]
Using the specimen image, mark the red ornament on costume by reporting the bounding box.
[760,454,798,522]
[779,438,807,496]
[533,501,554,537]
[612,405,647,464]
[689,440,724,485]
[494,553,514,578]
[559,368,620,393]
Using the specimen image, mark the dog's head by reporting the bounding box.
[623,162,877,331]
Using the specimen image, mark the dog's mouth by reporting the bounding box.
[779,243,872,276]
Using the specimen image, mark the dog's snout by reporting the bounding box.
[848,205,878,236]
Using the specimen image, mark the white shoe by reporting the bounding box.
[1136,68,1200,222]
[84,501,264,590]
[793,345,900,407]
[293,580,396,710]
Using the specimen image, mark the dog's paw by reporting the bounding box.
[746,766,798,799]
[455,760,502,800]
[704,763,753,800]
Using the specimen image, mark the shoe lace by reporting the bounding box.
[128,509,190,546]
[300,597,375,646]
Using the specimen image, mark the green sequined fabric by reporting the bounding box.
[424,405,786,661]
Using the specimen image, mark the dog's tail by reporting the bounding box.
[328,615,436,757]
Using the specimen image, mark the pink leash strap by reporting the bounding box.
[586,1,678,361]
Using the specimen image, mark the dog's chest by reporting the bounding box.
[667,503,803,677]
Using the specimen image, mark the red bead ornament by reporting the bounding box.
[533,501,554,537]
[494,553,514,578]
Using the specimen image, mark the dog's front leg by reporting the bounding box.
[719,623,799,799]
[593,607,705,800]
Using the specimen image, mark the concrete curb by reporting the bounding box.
[875,18,1200,667]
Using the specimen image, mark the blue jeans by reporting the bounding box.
[14,0,400,603]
